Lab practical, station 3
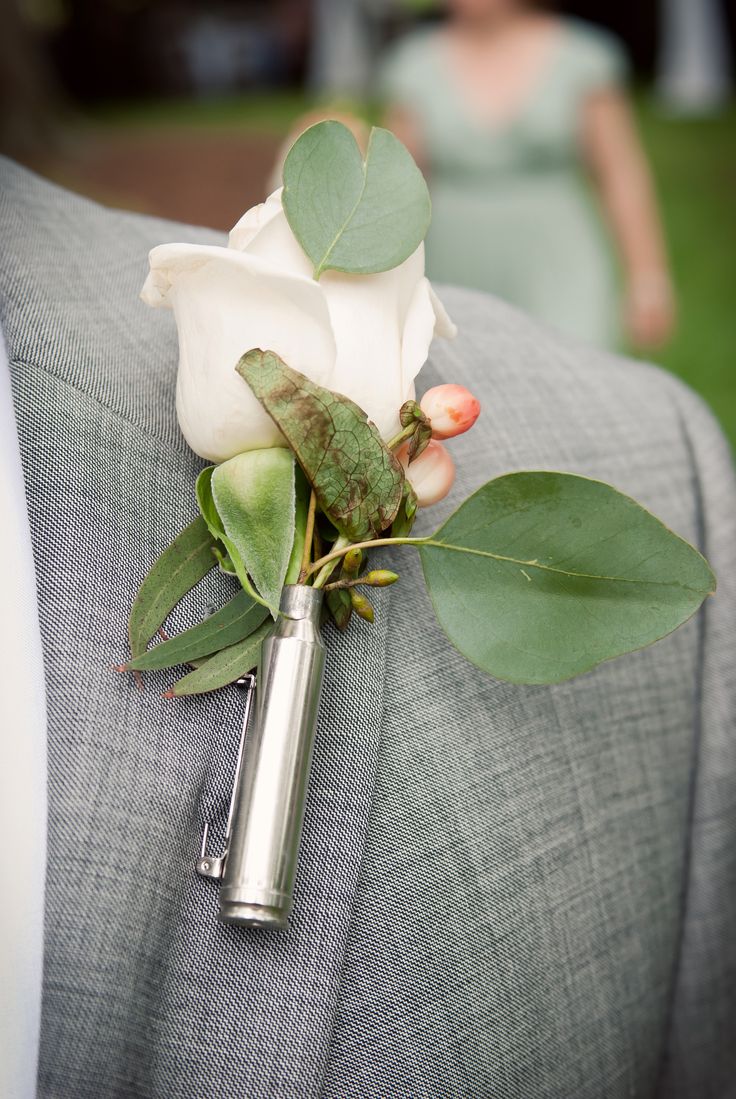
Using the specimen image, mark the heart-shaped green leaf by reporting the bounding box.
[212,448,296,614]
[128,516,215,659]
[419,471,715,684]
[282,120,431,278]
[124,590,268,672]
[238,349,405,541]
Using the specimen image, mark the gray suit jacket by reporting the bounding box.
[1,157,734,1099]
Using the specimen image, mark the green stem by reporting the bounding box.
[308,535,422,581]
[324,573,374,593]
[312,535,351,590]
[298,490,317,584]
[386,423,417,451]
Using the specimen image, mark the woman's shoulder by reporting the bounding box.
[376,26,440,102]
[380,25,439,71]
[560,17,630,89]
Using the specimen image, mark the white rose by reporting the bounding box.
[141,190,456,463]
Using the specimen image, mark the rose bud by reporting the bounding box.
[419,384,481,440]
[399,440,455,507]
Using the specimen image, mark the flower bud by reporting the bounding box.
[399,400,426,428]
[342,547,363,578]
[399,440,455,507]
[419,384,481,440]
[364,570,399,587]
[350,590,375,623]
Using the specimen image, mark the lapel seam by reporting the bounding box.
[10,356,193,455]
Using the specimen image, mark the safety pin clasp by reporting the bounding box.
[195,821,226,880]
[195,673,256,883]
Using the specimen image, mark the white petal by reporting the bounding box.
[400,277,439,397]
[228,189,283,251]
[319,245,443,441]
[321,266,409,440]
[142,243,336,462]
[140,262,173,307]
[429,284,458,339]
[229,190,313,280]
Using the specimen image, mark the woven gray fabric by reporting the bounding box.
[1,156,734,1098]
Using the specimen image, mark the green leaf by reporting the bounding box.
[390,480,418,539]
[166,620,272,697]
[196,466,224,542]
[238,349,405,541]
[198,463,288,610]
[124,590,268,672]
[129,516,215,659]
[212,448,296,613]
[418,471,715,685]
[282,120,431,278]
[197,465,266,604]
[326,586,352,631]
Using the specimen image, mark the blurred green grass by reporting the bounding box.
[635,97,736,448]
[88,92,736,446]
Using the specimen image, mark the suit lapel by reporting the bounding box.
[13,355,394,1096]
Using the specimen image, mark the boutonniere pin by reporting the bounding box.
[118,121,715,930]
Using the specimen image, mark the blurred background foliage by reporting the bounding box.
[1,0,734,444]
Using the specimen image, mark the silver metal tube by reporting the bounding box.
[218,585,325,929]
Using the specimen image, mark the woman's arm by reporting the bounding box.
[383,106,427,175]
[582,88,676,350]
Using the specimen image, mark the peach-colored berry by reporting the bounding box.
[419,384,481,439]
[399,440,455,507]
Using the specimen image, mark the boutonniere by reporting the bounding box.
[118,121,715,930]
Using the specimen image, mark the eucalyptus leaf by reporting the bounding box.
[128,516,215,659]
[125,590,268,672]
[418,471,715,685]
[166,620,272,697]
[282,120,431,278]
[238,349,404,541]
[212,448,296,614]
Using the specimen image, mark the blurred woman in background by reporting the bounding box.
[380,0,675,350]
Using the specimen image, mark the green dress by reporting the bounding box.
[380,20,628,347]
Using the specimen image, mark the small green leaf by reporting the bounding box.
[196,466,224,542]
[212,448,296,613]
[282,120,431,278]
[212,544,238,576]
[125,590,268,672]
[238,349,405,541]
[326,587,352,631]
[419,471,716,685]
[408,421,432,463]
[197,464,284,610]
[390,480,418,539]
[197,465,262,601]
[129,516,215,659]
[166,620,272,697]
